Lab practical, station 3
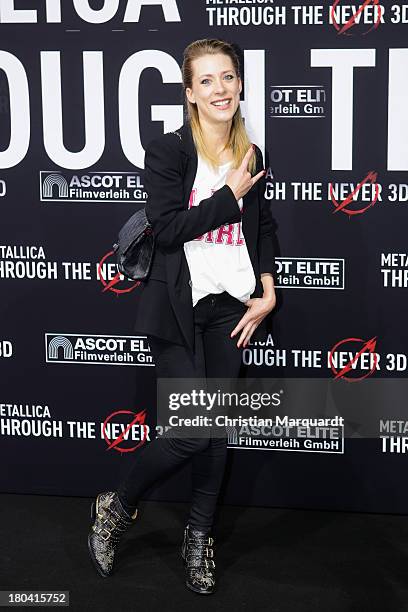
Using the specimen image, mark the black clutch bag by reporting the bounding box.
[113,207,155,281]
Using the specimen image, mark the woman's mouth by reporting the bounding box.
[211,99,232,110]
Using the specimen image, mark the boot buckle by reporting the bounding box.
[206,547,213,558]
[94,514,118,541]
[103,515,117,530]
[94,526,112,541]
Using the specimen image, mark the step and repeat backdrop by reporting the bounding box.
[1,0,408,513]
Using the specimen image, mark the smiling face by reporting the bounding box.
[185,53,242,126]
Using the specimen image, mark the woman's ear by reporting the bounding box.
[185,87,195,104]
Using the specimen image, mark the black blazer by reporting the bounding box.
[133,119,277,353]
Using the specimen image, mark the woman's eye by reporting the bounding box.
[201,75,234,85]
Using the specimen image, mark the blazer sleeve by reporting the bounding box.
[255,145,277,278]
[144,133,242,250]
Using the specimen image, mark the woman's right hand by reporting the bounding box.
[225,145,266,201]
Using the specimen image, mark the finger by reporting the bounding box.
[243,324,258,348]
[230,314,249,337]
[235,307,259,327]
[237,321,254,347]
[240,316,262,339]
[231,319,250,338]
[230,309,255,337]
[251,169,266,186]
[240,145,255,171]
[238,326,254,348]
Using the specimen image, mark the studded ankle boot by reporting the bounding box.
[87,491,138,578]
[181,524,216,595]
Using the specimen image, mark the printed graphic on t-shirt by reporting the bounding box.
[183,155,256,307]
[188,187,245,246]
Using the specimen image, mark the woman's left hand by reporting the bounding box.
[230,292,276,348]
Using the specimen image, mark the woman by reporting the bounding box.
[88,38,277,595]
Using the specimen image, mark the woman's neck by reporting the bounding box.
[199,117,232,160]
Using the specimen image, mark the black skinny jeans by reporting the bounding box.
[117,291,247,531]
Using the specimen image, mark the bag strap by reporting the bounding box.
[168,129,188,176]
[169,130,182,141]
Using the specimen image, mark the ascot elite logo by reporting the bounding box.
[275,257,345,290]
[226,422,344,454]
[45,333,153,366]
[40,172,145,203]
[270,85,327,119]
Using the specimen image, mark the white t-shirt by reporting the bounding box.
[183,153,256,307]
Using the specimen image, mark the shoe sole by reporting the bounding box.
[185,581,215,595]
[88,498,111,579]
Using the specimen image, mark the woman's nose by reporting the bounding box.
[214,79,226,93]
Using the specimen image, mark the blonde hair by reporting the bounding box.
[182,38,257,175]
